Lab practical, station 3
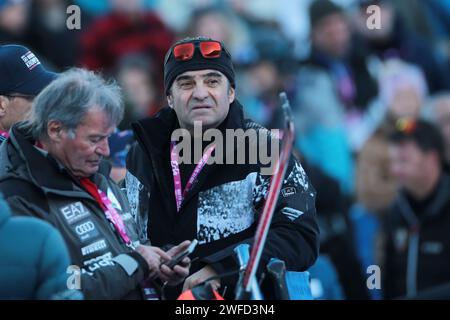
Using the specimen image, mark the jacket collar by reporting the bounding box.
[395,174,450,226]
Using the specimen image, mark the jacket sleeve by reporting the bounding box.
[78,251,150,300]
[255,156,319,270]
[202,155,320,279]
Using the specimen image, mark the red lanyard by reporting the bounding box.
[98,189,134,249]
[80,178,134,249]
[170,141,215,212]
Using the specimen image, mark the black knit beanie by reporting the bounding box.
[164,37,235,95]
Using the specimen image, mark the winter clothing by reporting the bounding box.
[0,123,150,299]
[164,38,235,94]
[383,174,450,298]
[0,44,57,96]
[0,193,73,299]
[125,100,320,298]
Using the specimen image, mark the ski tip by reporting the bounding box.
[279,92,288,105]
[279,91,293,123]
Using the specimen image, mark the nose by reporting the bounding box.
[96,138,110,158]
[192,83,209,101]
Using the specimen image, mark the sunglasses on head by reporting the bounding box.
[396,118,417,134]
[165,40,226,65]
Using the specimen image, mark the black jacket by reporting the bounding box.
[383,174,450,299]
[125,100,320,298]
[0,124,150,299]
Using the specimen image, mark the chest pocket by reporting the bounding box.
[196,172,257,244]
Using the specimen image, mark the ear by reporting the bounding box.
[167,94,173,108]
[228,87,235,104]
[0,96,8,117]
[429,150,442,168]
[47,120,65,143]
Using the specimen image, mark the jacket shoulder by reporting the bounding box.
[0,178,49,217]
[126,142,146,172]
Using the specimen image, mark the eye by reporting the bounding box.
[206,78,219,86]
[178,81,194,89]
[89,137,102,144]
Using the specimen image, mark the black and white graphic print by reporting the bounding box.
[197,172,257,244]
[125,171,148,242]
[284,161,309,191]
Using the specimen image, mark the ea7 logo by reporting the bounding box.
[75,221,95,236]
[61,202,90,224]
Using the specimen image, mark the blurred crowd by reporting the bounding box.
[2,0,450,299]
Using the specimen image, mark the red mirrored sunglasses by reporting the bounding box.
[396,118,417,134]
[165,41,224,65]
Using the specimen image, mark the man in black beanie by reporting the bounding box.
[124,37,319,299]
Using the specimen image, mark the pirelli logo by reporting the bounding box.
[81,239,107,256]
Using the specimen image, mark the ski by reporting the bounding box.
[236,92,295,299]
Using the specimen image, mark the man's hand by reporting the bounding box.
[136,245,171,279]
[183,265,220,292]
[160,240,192,286]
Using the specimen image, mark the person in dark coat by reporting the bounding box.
[0,68,190,299]
[383,119,450,298]
[0,193,78,299]
[125,37,320,299]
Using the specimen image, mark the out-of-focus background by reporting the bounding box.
[2,0,450,300]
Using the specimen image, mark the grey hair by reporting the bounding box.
[29,68,124,140]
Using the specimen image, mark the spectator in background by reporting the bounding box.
[115,54,161,130]
[0,193,80,299]
[384,120,450,299]
[80,0,174,78]
[109,54,162,183]
[107,129,134,183]
[351,60,427,299]
[353,0,450,93]
[0,44,57,143]
[300,155,369,299]
[0,0,29,44]
[184,5,251,63]
[237,21,296,129]
[356,60,428,215]
[295,0,378,193]
[25,0,83,71]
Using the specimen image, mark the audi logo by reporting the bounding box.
[75,221,95,235]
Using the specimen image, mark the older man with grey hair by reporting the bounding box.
[0,68,191,299]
